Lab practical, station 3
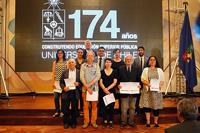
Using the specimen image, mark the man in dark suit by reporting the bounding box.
[83,40,97,59]
[165,98,200,133]
[95,46,106,116]
[133,46,148,115]
[60,59,81,129]
[134,46,148,76]
[96,46,105,71]
[118,54,140,128]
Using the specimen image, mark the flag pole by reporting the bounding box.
[183,1,188,11]
[165,57,179,95]
[0,66,9,97]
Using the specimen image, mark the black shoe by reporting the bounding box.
[128,122,136,127]
[64,124,69,129]
[154,124,159,128]
[103,121,108,128]
[108,121,113,128]
[146,124,150,128]
[71,124,76,128]
[120,122,127,128]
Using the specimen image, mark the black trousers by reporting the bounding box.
[103,102,115,122]
[98,88,104,116]
[62,91,78,125]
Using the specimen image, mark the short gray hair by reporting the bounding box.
[68,58,76,63]
[67,58,76,67]
[86,51,95,57]
[124,54,134,64]
[177,98,198,120]
[124,54,133,60]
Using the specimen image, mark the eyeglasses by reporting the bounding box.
[149,59,156,61]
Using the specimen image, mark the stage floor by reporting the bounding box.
[1,95,199,109]
[0,95,199,133]
[0,124,176,133]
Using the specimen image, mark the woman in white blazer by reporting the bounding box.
[139,56,164,128]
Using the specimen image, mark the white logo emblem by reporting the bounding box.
[42,0,65,39]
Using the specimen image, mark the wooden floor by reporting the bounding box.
[0,124,176,133]
[1,95,198,109]
[0,95,199,132]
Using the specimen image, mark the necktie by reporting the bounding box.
[99,57,102,68]
[128,66,131,73]
[127,66,131,79]
[140,57,143,70]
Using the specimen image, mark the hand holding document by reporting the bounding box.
[64,78,76,90]
[54,81,62,93]
[86,91,98,101]
[150,79,160,92]
[103,93,115,106]
[120,82,140,94]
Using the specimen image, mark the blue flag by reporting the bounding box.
[179,11,197,90]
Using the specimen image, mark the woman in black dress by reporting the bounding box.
[111,49,125,70]
[75,48,85,70]
[75,48,85,113]
[111,49,125,115]
[100,58,117,128]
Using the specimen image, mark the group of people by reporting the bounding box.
[52,40,165,129]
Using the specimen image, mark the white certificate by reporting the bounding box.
[120,82,140,94]
[54,81,62,93]
[150,79,160,92]
[103,93,115,106]
[64,78,76,90]
[86,91,98,101]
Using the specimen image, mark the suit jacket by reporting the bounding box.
[118,65,140,97]
[60,68,81,100]
[165,120,200,133]
[134,56,148,69]
[133,56,148,82]
[94,56,105,70]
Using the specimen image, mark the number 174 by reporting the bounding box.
[68,10,120,39]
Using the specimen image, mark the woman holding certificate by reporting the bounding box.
[139,56,164,128]
[99,58,117,128]
[52,49,67,117]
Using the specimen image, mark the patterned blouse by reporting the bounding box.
[55,60,67,81]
